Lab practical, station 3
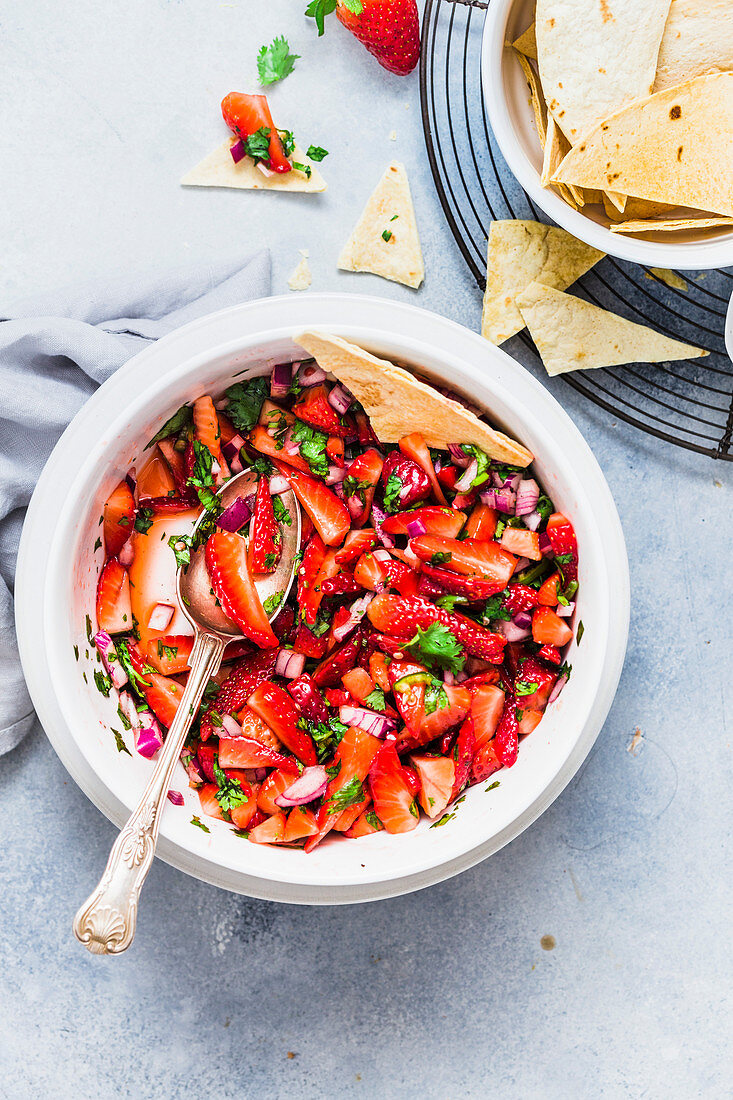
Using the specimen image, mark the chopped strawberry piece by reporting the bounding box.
[546,513,578,582]
[502,584,540,615]
[283,806,319,842]
[157,440,198,506]
[145,634,193,675]
[419,564,497,601]
[449,718,476,799]
[410,535,516,591]
[257,765,302,815]
[126,642,183,728]
[382,506,465,539]
[499,527,541,561]
[248,477,281,574]
[198,783,226,821]
[532,607,573,647]
[249,811,288,844]
[96,558,133,635]
[312,630,366,686]
[381,450,432,511]
[354,409,380,445]
[494,696,519,768]
[333,790,371,832]
[249,425,310,472]
[292,620,329,658]
[354,550,388,591]
[218,737,291,771]
[271,460,350,546]
[437,465,458,492]
[103,481,135,558]
[411,754,455,818]
[368,593,507,664]
[343,448,384,527]
[229,787,261,831]
[287,674,330,724]
[136,449,176,499]
[471,739,502,783]
[193,395,229,482]
[305,726,382,850]
[537,644,562,666]
[205,531,278,648]
[463,503,497,541]
[200,650,278,741]
[247,682,317,766]
[515,656,557,712]
[221,92,291,173]
[321,573,363,597]
[469,683,505,749]
[369,742,419,834]
[341,667,375,702]
[335,528,377,564]
[369,652,391,692]
[388,658,427,734]
[398,433,447,505]
[537,572,562,606]
[344,805,383,838]
[294,384,350,437]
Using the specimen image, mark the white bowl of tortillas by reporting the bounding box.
[483,0,733,269]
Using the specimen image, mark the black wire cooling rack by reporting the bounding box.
[419,0,733,460]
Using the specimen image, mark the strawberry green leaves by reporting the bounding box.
[306,0,363,36]
[257,36,300,85]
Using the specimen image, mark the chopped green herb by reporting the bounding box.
[263,591,284,616]
[272,494,292,527]
[93,669,112,697]
[94,537,102,552]
[168,533,192,569]
[480,592,511,624]
[115,639,149,692]
[264,552,278,571]
[242,126,273,166]
[224,377,269,433]
[257,35,300,84]
[191,815,210,833]
[515,680,538,697]
[290,419,329,478]
[325,760,342,781]
[157,641,179,662]
[73,645,79,661]
[364,686,386,711]
[328,776,366,815]
[382,229,393,242]
[306,145,329,161]
[365,810,382,831]
[435,594,467,612]
[577,620,585,644]
[134,507,154,535]
[383,472,403,513]
[292,161,312,179]
[145,404,192,449]
[390,214,399,221]
[117,704,132,731]
[212,756,248,817]
[485,780,500,792]
[460,444,492,488]
[279,129,296,157]
[430,812,456,828]
[113,730,131,756]
[404,622,465,674]
[429,551,452,566]
[424,678,449,715]
[306,717,348,763]
[536,494,554,521]
[85,614,94,643]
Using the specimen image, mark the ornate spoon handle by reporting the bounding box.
[73,631,225,954]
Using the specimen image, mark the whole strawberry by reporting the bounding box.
[306,0,420,76]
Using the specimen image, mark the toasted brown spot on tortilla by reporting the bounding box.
[677,145,683,161]
[670,104,682,119]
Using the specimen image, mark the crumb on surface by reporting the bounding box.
[627,727,644,756]
[540,935,556,951]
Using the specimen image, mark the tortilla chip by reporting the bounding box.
[293,331,533,467]
[515,282,707,376]
[512,21,538,60]
[540,118,585,205]
[605,191,628,214]
[655,0,733,91]
[181,140,326,193]
[536,0,671,145]
[481,220,604,345]
[553,73,733,216]
[602,195,681,222]
[337,162,424,289]
[646,268,688,291]
[515,51,548,147]
[610,215,733,234]
[288,252,312,291]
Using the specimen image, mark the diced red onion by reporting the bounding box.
[523,510,541,532]
[147,603,175,632]
[372,549,392,564]
[181,747,205,787]
[371,503,395,548]
[333,480,346,501]
[297,361,327,388]
[454,459,478,493]
[549,672,569,704]
[492,471,522,492]
[497,619,531,642]
[230,139,246,163]
[333,593,375,643]
[282,432,300,456]
[222,434,245,465]
[513,610,533,630]
[244,492,257,513]
[93,631,129,689]
[274,648,307,679]
[125,468,137,497]
[257,162,274,178]
[339,705,396,738]
[326,464,347,486]
[512,556,531,575]
[443,669,468,685]
[167,790,185,806]
[135,718,164,758]
[516,479,540,516]
[269,474,290,495]
[217,496,252,533]
[118,538,135,566]
[405,517,427,539]
[556,601,575,618]
[328,384,353,415]
[539,531,553,556]
[221,714,242,738]
[480,488,516,513]
[249,768,268,782]
[270,362,292,400]
[275,765,329,807]
[215,397,230,411]
[211,460,221,477]
[118,690,140,729]
[448,443,470,468]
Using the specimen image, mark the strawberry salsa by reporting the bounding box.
[91,363,580,847]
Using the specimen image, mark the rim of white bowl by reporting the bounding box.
[16,293,629,904]
[482,0,733,271]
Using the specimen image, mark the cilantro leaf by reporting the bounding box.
[304,716,348,763]
[134,507,154,534]
[328,776,366,815]
[93,669,112,697]
[168,533,192,569]
[115,639,149,693]
[460,444,492,488]
[243,126,273,166]
[306,145,328,161]
[191,815,210,833]
[536,494,554,522]
[187,440,223,517]
[145,404,192,449]
[480,592,511,624]
[430,551,452,566]
[364,686,386,711]
[279,129,296,158]
[213,756,248,816]
[224,377,269,432]
[382,229,393,242]
[113,730,131,755]
[290,419,329,477]
[272,494,292,527]
[263,591,284,616]
[292,161,312,179]
[424,678,449,715]
[404,622,465,674]
[383,471,403,513]
[257,35,300,85]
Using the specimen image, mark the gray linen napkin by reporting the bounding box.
[0,249,271,754]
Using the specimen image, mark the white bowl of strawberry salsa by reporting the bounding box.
[16,294,629,904]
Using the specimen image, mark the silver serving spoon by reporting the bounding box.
[73,468,300,955]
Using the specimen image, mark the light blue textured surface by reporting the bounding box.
[1,2,731,1097]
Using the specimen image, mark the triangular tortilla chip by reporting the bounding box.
[553,73,733,216]
[293,331,533,467]
[181,140,326,193]
[610,216,733,234]
[515,51,548,147]
[541,118,585,205]
[337,162,424,289]
[516,282,707,377]
[482,221,604,346]
[512,21,537,61]
[655,0,733,92]
[605,191,628,214]
[536,0,671,145]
